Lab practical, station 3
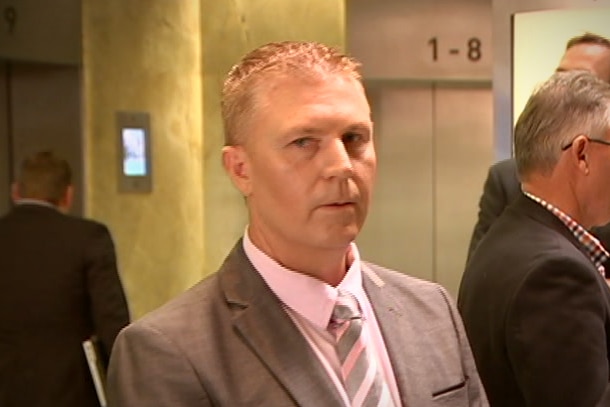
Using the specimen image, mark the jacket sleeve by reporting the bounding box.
[466,164,511,263]
[85,224,130,363]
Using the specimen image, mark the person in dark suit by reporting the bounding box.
[107,41,487,406]
[466,159,520,259]
[0,151,130,407]
[459,71,610,406]
[467,33,610,262]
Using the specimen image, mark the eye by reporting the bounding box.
[342,131,365,144]
[291,137,315,148]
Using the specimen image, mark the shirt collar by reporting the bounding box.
[14,199,57,209]
[243,227,364,330]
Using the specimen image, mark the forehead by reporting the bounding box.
[256,74,370,116]
[237,74,371,147]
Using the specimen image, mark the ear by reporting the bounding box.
[59,185,74,212]
[10,182,21,203]
[222,145,252,196]
[572,136,591,175]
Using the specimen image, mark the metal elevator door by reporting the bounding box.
[357,83,493,297]
[0,62,9,215]
[0,61,83,216]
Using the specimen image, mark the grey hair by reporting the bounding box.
[515,70,610,177]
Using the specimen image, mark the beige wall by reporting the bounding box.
[82,0,345,318]
[82,0,204,318]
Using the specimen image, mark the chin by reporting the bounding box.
[322,228,359,247]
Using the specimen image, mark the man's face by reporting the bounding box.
[557,43,610,226]
[584,123,610,227]
[226,74,376,257]
[557,43,610,82]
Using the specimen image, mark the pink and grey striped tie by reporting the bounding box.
[329,290,395,407]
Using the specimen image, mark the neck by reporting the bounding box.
[247,229,351,287]
[522,175,586,226]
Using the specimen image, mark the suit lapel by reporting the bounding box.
[362,264,428,406]
[219,241,343,406]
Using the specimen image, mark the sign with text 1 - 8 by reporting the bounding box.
[348,0,491,81]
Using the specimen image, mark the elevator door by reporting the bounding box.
[357,83,493,297]
[0,62,83,216]
[0,62,9,214]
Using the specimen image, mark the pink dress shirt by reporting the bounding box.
[243,230,401,406]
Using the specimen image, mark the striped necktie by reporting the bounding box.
[329,290,395,407]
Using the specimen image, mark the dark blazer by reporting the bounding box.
[467,158,610,271]
[107,240,488,406]
[0,203,130,407]
[458,194,610,406]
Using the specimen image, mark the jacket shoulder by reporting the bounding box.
[490,157,517,173]
[363,261,453,304]
[128,274,221,335]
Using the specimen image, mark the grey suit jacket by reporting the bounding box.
[107,240,487,406]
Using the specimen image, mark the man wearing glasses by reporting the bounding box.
[466,33,610,264]
[458,71,610,406]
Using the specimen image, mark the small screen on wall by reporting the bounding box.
[122,128,147,176]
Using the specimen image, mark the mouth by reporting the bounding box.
[320,201,356,208]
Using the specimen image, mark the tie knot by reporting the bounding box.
[330,290,361,327]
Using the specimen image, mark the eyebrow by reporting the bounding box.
[285,121,372,136]
[345,123,372,132]
[284,126,320,137]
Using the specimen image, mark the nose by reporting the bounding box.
[320,139,354,180]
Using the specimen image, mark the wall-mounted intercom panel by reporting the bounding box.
[116,111,152,193]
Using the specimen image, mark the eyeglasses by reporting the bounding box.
[561,136,610,151]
